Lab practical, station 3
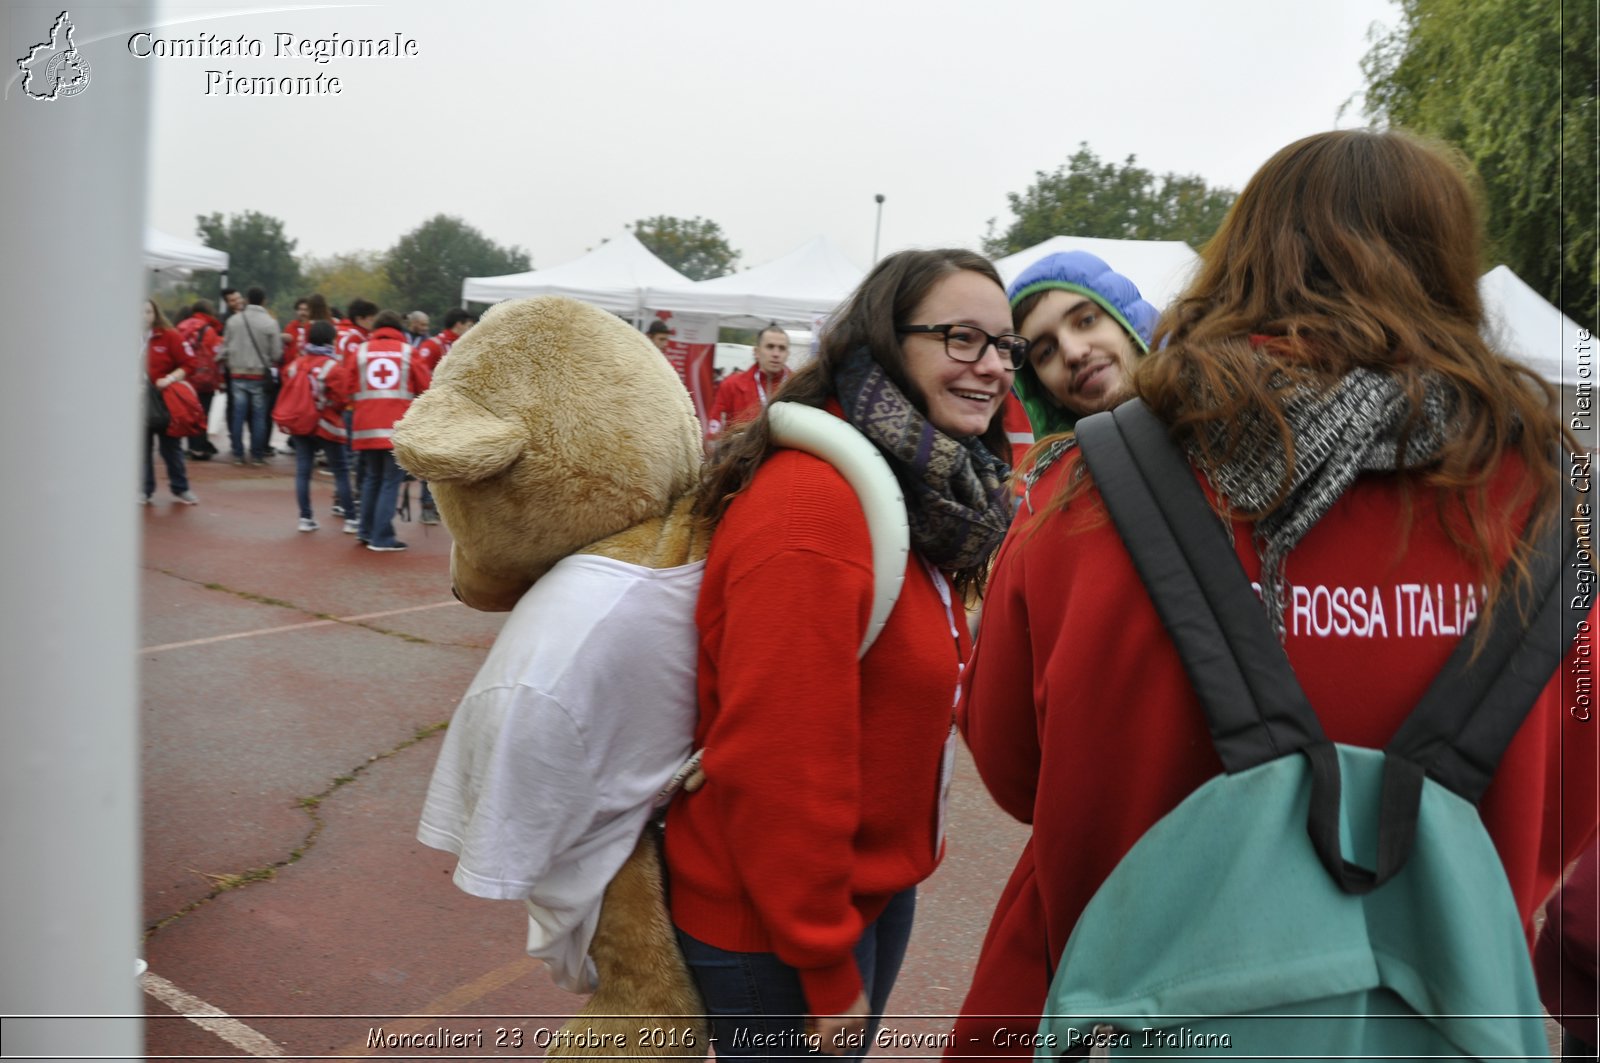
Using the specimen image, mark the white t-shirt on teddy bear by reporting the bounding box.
[417,552,703,992]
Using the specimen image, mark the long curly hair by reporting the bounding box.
[1046,129,1579,624]
[694,247,1013,596]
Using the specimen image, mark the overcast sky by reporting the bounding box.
[132,0,1398,275]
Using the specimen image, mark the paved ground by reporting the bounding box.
[139,450,1032,1061]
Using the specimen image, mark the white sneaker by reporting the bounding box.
[298,517,319,532]
[174,491,199,505]
[342,519,360,535]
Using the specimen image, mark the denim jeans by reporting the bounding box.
[228,377,270,461]
[675,888,916,1062]
[356,448,406,546]
[144,429,189,497]
[293,435,354,520]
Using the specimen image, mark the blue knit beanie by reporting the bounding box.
[1005,250,1159,437]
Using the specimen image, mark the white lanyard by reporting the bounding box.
[920,558,965,703]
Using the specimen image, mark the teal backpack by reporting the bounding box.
[1037,400,1584,1061]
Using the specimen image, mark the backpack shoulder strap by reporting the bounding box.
[1075,400,1324,767]
[768,401,909,658]
[1387,466,1582,802]
[1077,399,1583,894]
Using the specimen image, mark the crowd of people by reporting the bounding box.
[489,130,1599,1058]
[150,127,1596,1057]
[141,285,478,552]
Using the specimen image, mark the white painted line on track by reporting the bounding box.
[141,600,461,654]
[140,971,285,1057]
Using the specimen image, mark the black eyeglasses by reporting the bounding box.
[897,324,1028,369]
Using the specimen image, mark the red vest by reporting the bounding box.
[347,327,429,450]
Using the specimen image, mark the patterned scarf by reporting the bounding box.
[1191,361,1457,638]
[834,347,1014,572]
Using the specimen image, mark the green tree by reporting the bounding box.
[983,144,1235,257]
[630,215,741,281]
[195,211,302,307]
[1361,0,1596,329]
[299,251,400,316]
[384,215,531,321]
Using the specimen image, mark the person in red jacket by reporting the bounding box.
[666,249,1025,1059]
[175,298,224,461]
[329,309,430,551]
[143,299,198,505]
[412,308,477,525]
[706,324,793,437]
[283,320,355,533]
[949,129,1598,1058]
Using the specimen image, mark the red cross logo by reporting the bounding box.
[367,357,400,390]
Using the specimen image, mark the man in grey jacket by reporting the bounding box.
[222,286,284,465]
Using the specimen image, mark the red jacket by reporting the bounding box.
[335,321,367,365]
[281,317,308,368]
[707,364,790,436]
[950,449,1599,1057]
[175,314,223,391]
[284,350,349,444]
[415,328,463,374]
[664,445,968,1017]
[330,327,430,451]
[145,327,192,382]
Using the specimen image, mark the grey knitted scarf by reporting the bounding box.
[1192,365,1456,637]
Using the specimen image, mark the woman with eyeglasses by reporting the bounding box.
[948,129,1597,1056]
[665,248,1022,1058]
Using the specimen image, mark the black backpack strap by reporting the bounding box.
[1076,401,1325,768]
[1386,472,1583,802]
[1077,401,1583,895]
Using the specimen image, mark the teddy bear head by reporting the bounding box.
[392,296,703,611]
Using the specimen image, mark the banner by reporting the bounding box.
[645,309,719,436]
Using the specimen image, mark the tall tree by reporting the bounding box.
[195,211,302,304]
[630,216,740,281]
[1362,0,1596,329]
[300,251,399,316]
[983,144,1235,257]
[385,215,531,320]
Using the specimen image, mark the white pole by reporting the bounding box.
[1,6,152,1060]
[872,194,886,264]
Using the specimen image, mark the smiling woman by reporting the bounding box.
[668,249,1017,1063]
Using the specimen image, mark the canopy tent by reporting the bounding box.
[461,232,691,314]
[144,227,228,275]
[993,235,1200,313]
[1478,265,1587,388]
[644,236,864,328]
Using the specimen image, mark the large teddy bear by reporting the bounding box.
[398,296,710,1060]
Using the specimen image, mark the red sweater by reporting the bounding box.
[708,364,790,436]
[951,450,1598,1057]
[665,446,969,1016]
[415,328,462,374]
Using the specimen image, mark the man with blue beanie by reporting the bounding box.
[1005,251,1160,438]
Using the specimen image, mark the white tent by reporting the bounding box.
[993,235,1201,313]
[144,227,228,275]
[461,232,690,314]
[1478,265,1587,388]
[645,236,864,327]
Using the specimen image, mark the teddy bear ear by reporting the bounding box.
[393,388,526,484]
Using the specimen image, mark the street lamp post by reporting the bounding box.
[872,193,885,263]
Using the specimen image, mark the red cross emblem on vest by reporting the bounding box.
[367,356,400,390]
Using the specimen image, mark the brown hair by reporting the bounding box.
[1044,130,1579,623]
[695,247,1012,596]
[305,293,333,323]
[146,299,173,332]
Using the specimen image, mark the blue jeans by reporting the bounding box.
[293,435,353,520]
[228,377,270,461]
[356,449,406,546]
[144,429,189,497]
[675,888,916,1062]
